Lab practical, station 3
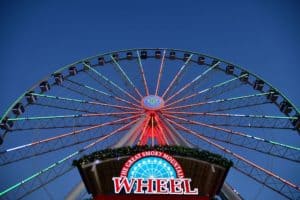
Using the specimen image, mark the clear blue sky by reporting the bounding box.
[0,0,299,199]
[1,0,299,113]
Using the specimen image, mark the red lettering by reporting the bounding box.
[112,177,135,194]
[183,178,198,195]
[156,178,168,194]
[169,179,183,194]
[134,178,154,194]
[113,177,198,195]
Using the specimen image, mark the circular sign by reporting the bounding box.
[141,95,165,110]
[128,156,176,179]
[120,150,184,179]
[114,151,199,195]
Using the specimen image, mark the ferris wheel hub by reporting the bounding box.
[141,95,165,111]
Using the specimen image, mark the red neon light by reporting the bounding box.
[138,112,170,146]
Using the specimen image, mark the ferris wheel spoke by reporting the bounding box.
[136,50,149,96]
[80,117,140,150]
[83,73,141,108]
[84,63,140,104]
[163,114,300,163]
[8,112,139,121]
[31,93,140,114]
[111,55,143,98]
[165,73,247,108]
[167,119,300,200]
[163,92,271,112]
[114,114,147,147]
[6,111,140,131]
[137,116,151,146]
[154,115,169,145]
[165,61,220,103]
[161,54,193,99]
[157,114,193,147]
[155,50,166,96]
[0,155,76,200]
[64,79,141,108]
[164,111,296,129]
[0,116,139,165]
[0,125,130,166]
[64,78,116,103]
[0,119,139,199]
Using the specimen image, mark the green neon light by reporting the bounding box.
[243,134,300,151]
[178,54,193,73]
[206,92,269,104]
[84,85,110,96]
[111,55,135,87]
[136,50,143,66]
[197,75,242,96]
[192,61,220,83]
[8,114,79,121]
[216,74,246,88]
[248,115,296,119]
[0,151,79,196]
[32,93,86,103]
[270,141,300,151]
[84,63,127,94]
[173,112,296,120]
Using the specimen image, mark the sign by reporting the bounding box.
[141,95,165,110]
[112,150,199,195]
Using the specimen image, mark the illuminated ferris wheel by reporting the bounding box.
[0,48,299,199]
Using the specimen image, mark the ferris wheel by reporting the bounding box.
[0,48,299,199]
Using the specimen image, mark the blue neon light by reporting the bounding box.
[128,156,176,179]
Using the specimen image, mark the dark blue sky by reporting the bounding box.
[0,0,299,199]
[1,0,299,115]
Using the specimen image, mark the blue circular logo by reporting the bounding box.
[128,156,176,179]
[142,95,164,110]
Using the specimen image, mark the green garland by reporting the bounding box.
[73,145,233,169]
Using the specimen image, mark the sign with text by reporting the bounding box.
[112,151,199,195]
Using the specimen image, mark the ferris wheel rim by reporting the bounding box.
[1,48,298,131]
